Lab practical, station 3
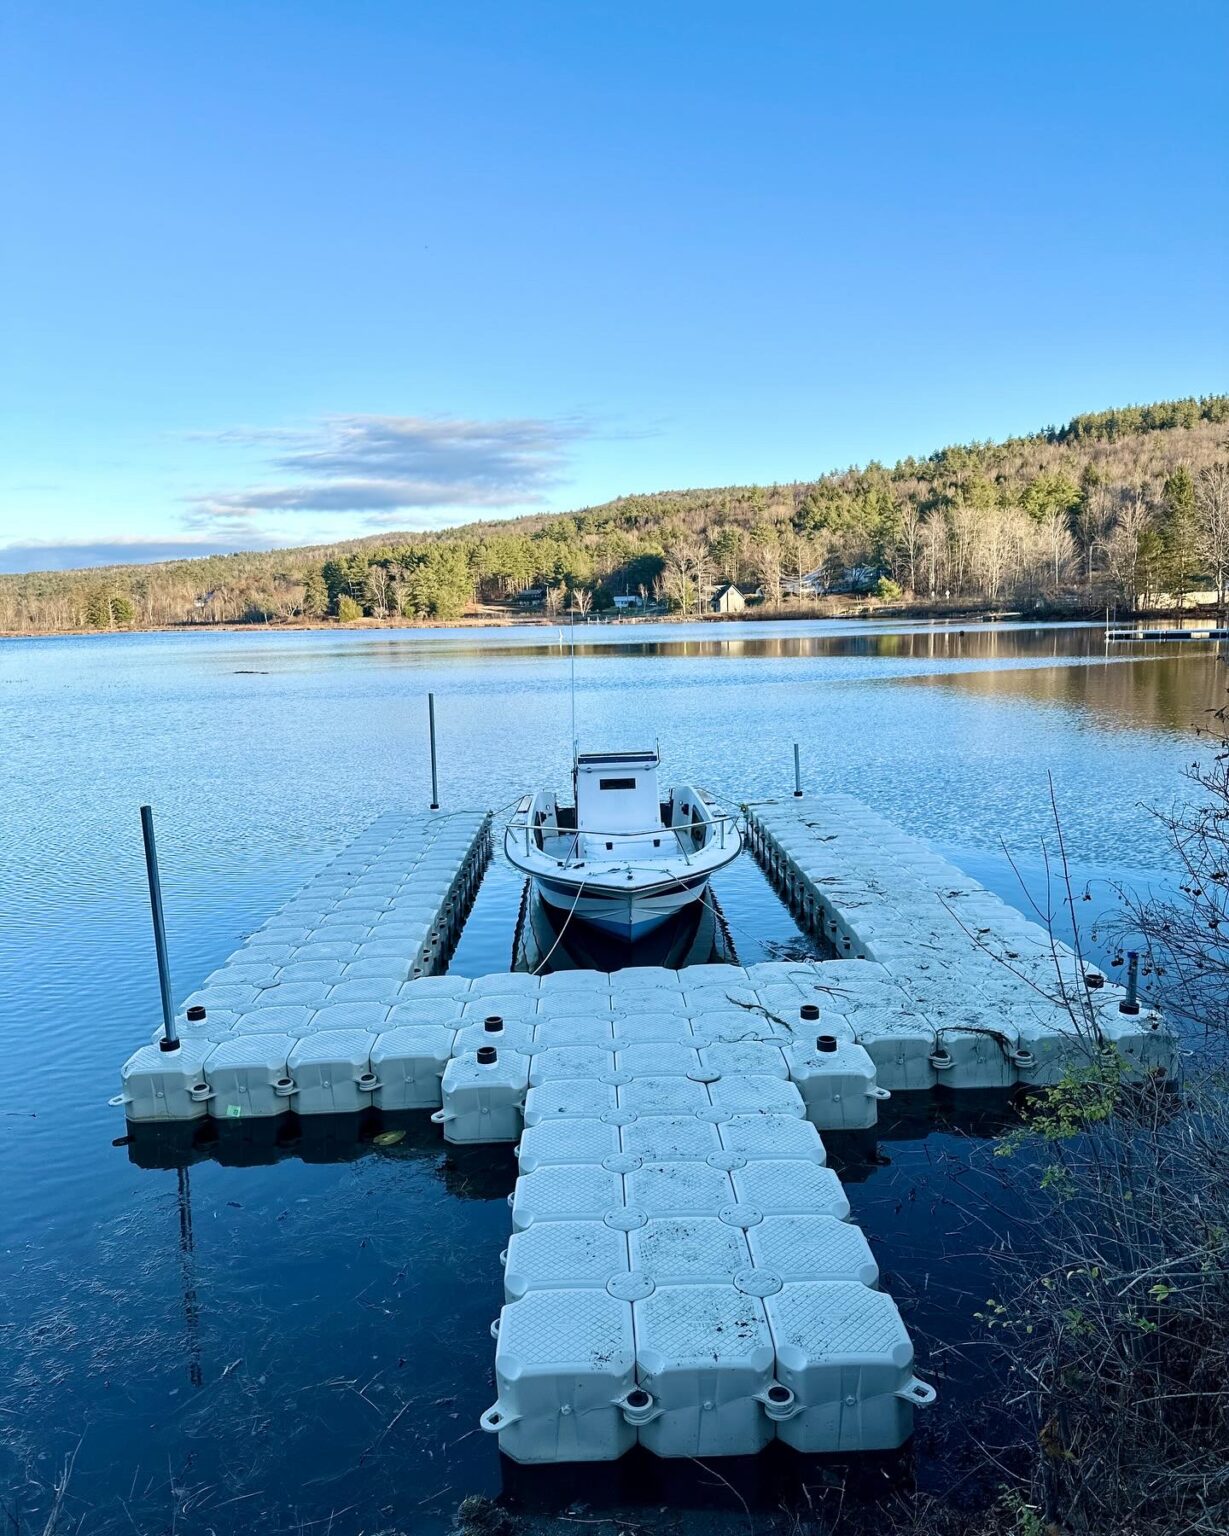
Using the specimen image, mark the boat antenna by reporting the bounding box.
[569,602,577,767]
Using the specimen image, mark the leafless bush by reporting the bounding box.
[979,681,1229,1535]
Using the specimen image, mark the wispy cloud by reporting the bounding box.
[186,413,588,526]
[0,536,273,574]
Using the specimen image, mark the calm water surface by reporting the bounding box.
[0,619,1224,1532]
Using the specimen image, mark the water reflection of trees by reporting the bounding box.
[911,652,1226,732]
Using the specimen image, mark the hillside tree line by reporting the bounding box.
[2,395,1227,632]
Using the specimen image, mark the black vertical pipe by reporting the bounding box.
[140,804,179,1051]
[1120,950,1141,1015]
[428,692,440,810]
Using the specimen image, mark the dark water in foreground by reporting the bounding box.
[0,619,1224,1533]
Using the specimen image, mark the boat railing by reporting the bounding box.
[505,809,740,865]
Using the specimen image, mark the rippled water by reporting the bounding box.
[0,619,1223,1533]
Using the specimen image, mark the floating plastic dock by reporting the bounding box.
[1105,625,1228,641]
[115,810,491,1122]
[115,794,1178,1465]
[745,795,1176,1090]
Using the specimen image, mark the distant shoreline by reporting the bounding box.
[1,597,1195,641]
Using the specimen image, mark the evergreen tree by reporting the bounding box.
[301,570,327,618]
[1158,466,1199,605]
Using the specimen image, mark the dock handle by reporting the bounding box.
[896,1377,937,1407]
[480,1403,520,1433]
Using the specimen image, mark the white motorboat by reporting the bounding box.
[504,749,742,942]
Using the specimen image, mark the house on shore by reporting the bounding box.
[710,582,762,614]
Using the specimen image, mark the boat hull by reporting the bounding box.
[533,868,713,942]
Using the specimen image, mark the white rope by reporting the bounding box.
[530,871,591,975]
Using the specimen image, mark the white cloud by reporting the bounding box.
[186,413,588,524]
[0,535,274,574]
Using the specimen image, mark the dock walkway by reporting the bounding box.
[115,795,1177,1465]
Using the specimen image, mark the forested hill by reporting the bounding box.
[3,395,1227,632]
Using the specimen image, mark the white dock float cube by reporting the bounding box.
[313,1001,394,1033]
[764,1281,934,1451]
[1010,1007,1097,1086]
[609,966,683,995]
[118,1041,215,1122]
[709,1075,806,1118]
[787,1040,887,1129]
[699,1041,788,1079]
[630,1217,751,1285]
[460,993,538,1022]
[511,1164,625,1230]
[536,991,615,1020]
[633,1283,778,1457]
[539,969,611,994]
[529,1046,616,1084]
[483,1290,636,1463]
[386,997,465,1029]
[277,959,347,984]
[930,1022,1019,1089]
[1099,1012,1180,1079]
[205,1033,297,1119]
[625,1161,734,1215]
[245,980,327,1006]
[400,975,471,999]
[610,1013,696,1042]
[533,1017,617,1047]
[684,983,762,1015]
[731,1161,850,1220]
[370,1025,455,1109]
[618,1077,711,1115]
[287,1030,378,1114]
[850,1016,940,1092]
[747,1216,878,1284]
[232,1004,318,1035]
[325,979,399,1006]
[719,1114,826,1163]
[437,1050,529,1143]
[470,972,539,997]
[698,1009,795,1043]
[621,1114,723,1161]
[523,1079,618,1122]
[517,1117,621,1171]
[502,1220,629,1300]
[616,1042,701,1078]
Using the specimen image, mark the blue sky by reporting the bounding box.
[1,1,1225,572]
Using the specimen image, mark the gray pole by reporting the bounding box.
[140,804,180,1052]
[1120,950,1140,1015]
[793,743,803,798]
[428,693,440,810]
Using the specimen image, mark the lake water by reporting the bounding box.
[1,619,1223,1533]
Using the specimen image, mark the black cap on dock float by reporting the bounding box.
[483,1016,504,1032]
[477,1045,498,1065]
[186,1005,206,1022]
[800,1004,820,1022]
[816,1035,838,1054]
